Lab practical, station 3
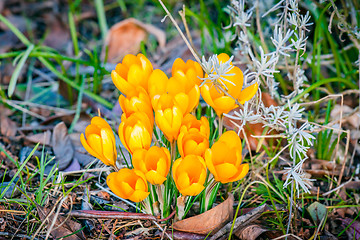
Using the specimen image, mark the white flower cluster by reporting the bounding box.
[226,0,316,197]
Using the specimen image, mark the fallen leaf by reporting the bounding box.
[331,104,360,128]
[307,202,327,225]
[36,203,85,240]
[63,157,81,172]
[173,194,234,235]
[0,115,17,137]
[344,181,360,190]
[51,122,74,170]
[103,18,166,63]
[25,130,52,145]
[339,217,360,240]
[235,224,269,240]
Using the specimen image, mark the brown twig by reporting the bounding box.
[68,210,157,221]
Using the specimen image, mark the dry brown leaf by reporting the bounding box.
[25,130,52,145]
[36,203,85,240]
[173,194,234,235]
[330,104,360,128]
[52,122,74,170]
[0,115,17,137]
[103,18,166,63]
[235,224,268,240]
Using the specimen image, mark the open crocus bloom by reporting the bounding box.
[180,114,210,139]
[107,168,149,202]
[118,112,152,154]
[148,69,200,115]
[154,94,183,142]
[111,53,153,96]
[132,146,171,185]
[177,131,209,158]
[80,116,117,166]
[200,53,258,116]
[118,86,154,126]
[172,155,207,196]
[172,58,203,86]
[205,130,249,184]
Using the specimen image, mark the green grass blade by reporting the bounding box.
[95,0,108,41]
[0,143,39,199]
[0,14,31,46]
[8,44,34,97]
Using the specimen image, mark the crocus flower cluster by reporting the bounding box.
[81,53,257,205]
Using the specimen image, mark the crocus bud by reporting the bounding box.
[111,53,153,96]
[205,131,249,184]
[118,112,152,154]
[80,117,117,166]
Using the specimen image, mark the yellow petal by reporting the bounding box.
[118,122,130,152]
[135,177,147,191]
[205,149,217,179]
[85,124,100,138]
[87,134,103,153]
[200,84,216,109]
[148,69,168,98]
[177,132,185,157]
[238,83,259,104]
[111,70,133,95]
[214,163,238,183]
[107,172,127,199]
[213,96,237,116]
[219,131,242,149]
[146,171,167,185]
[115,63,128,79]
[225,66,243,98]
[101,128,116,166]
[177,171,190,190]
[187,85,200,113]
[210,141,228,165]
[120,181,135,197]
[91,116,112,130]
[183,138,198,156]
[229,163,249,183]
[217,53,230,63]
[128,125,148,153]
[128,64,146,89]
[180,183,205,196]
[80,133,103,160]
[156,157,168,177]
[122,54,138,67]
[132,149,147,173]
[172,58,186,76]
[129,190,149,202]
[174,93,189,115]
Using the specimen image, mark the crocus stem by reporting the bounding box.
[176,195,187,220]
[219,115,223,136]
[170,141,176,162]
[113,164,119,172]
